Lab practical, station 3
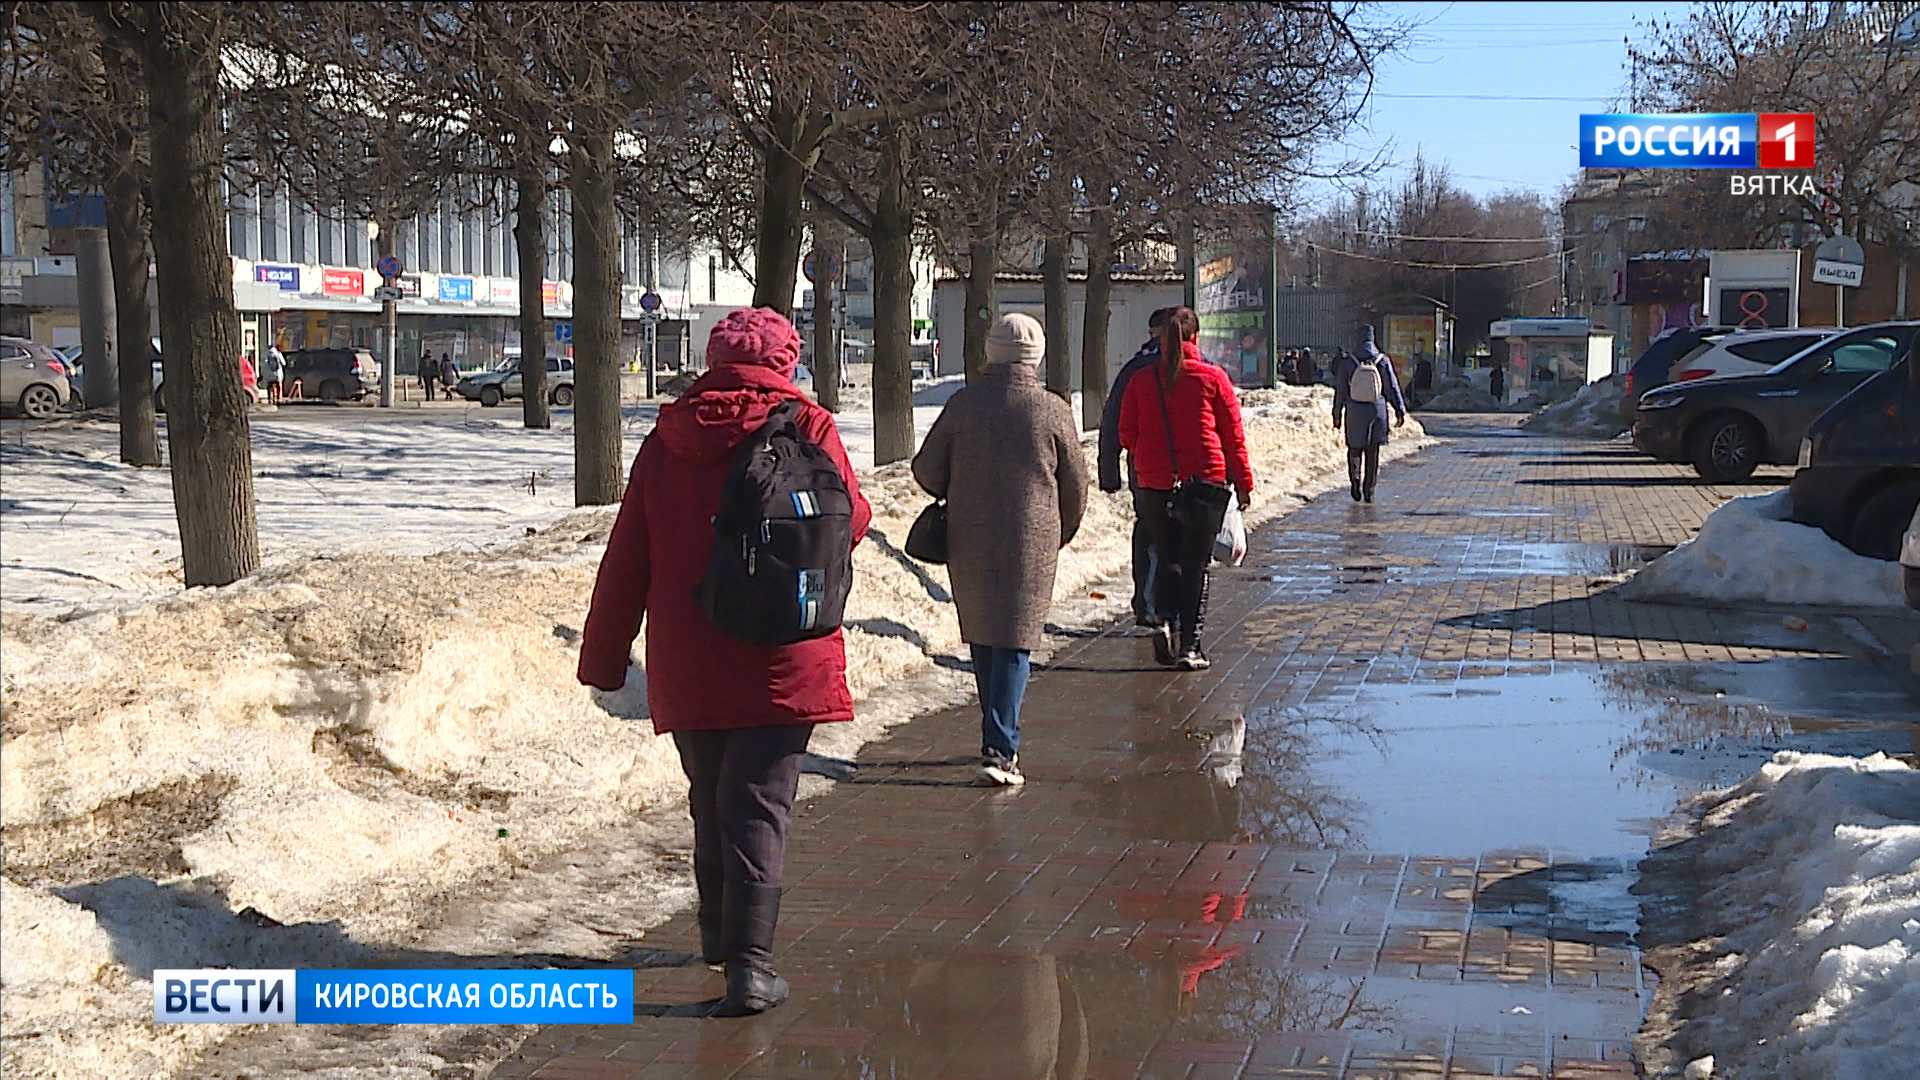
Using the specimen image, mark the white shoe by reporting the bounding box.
[977,752,1026,786]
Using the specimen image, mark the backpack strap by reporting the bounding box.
[1155,375,1184,484]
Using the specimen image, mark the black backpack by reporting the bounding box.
[694,400,855,647]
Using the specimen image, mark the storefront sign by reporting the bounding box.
[490,279,518,304]
[321,268,365,296]
[438,276,475,302]
[255,264,301,291]
[398,274,423,298]
[541,281,563,305]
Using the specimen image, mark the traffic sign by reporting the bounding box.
[553,321,573,344]
[373,285,404,302]
[376,254,402,279]
[635,312,660,325]
[639,290,662,312]
[1812,235,1865,288]
[802,249,841,284]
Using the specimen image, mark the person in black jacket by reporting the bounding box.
[1097,307,1172,626]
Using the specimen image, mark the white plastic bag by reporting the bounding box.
[1213,502,1247,566]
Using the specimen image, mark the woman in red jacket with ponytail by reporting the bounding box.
[1118,306,1254,670]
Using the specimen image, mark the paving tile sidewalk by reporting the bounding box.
[494,418,1908,1079]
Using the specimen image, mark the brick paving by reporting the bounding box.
[493,417,1900,1079]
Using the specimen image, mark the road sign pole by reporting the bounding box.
[382,294,396,407]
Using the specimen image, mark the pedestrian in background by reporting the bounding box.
[1297,346,1319,386]
[417,349,436,401]
[262,342,286,404]
[439,353,458,395]
[579,307,871,1016]
[1412,352,1435,408]
[1489,362,1506,403]
[1098,307,1173,628]
[1332,325,1407,504]
[1278,348,1300,386]
[914,312,1088,787]
[1119,306,1254,671]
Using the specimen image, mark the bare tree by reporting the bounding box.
[4,3,162,465]
[95,1,258,586]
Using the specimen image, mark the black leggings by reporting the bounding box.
[1139,489,1228,642]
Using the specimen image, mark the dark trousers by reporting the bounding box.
[1348,445,1381,496]
[970,644,1032,758]
[1129,487,1160,619]
[673,725,814,900]
[1139,489,1227,644]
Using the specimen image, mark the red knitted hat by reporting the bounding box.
[706,307,801,378]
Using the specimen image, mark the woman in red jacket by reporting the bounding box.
[1118,306,1254,670]
[578,307,871,1017]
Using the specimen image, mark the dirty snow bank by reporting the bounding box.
[1520,376,1626,437]
[1634,752,1920,1080]
[0,385,1429,1078]
[1622,490,1905,608]
[1418,383,1528,413]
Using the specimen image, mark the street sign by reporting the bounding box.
[639,290,662,312]
[1811,235,1865,288]
[635,312,660,325]
[373,285,404,302]
[802,249,841,284]
[553,321,572,344]
[376,254,402,279]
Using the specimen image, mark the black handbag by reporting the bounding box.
[905,500,949,564]
[1155,376,1234,528]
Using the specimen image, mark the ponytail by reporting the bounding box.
[1159,306,1199,392]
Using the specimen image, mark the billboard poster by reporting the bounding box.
[438,276,475,302]
[1195,218,1275,387]
[321,268,364,295]
[1383,314,1435,388]
[254,264,300,292]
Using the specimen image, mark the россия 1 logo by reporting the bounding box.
[1579,113,1815,169]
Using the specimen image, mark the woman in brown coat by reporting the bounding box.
[913,313,1089,786]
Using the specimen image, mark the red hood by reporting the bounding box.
[653,365,807,466]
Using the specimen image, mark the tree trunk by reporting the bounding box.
[752,100,806,317]
[869,132,916,466]
[812,215,841,412]
[1079,211,1115,430]
[961,235,997,384]
[1041,234,1072,403]
[513,166,550,428]
[1179,213,1198,309]
[570,117,623,506]
[101,34,159,466]
[144,3,259,586]
[76,228,118,409]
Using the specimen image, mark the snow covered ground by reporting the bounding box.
[0,384,1429,1078]
[1635,752,1920,1080]
[1520,375,1628,438]
[1623,490,1907,609]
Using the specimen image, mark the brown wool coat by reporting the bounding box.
[912,365,1089,651]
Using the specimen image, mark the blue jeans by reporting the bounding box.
[970,645,1032,758]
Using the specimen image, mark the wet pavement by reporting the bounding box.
[496,418,1918,1079]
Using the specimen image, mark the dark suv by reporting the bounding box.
[1631,323,1918,482]
[285,348,380,401]
[1789,329,1920,560]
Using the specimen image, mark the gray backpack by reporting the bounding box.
[1349,358,1383,404]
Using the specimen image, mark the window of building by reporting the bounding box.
[1627,215,1646,232]
[1592,249,1607,269]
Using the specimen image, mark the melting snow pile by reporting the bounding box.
[1417,384,1528,413]
[0,384,1428,1078]
[1635,752,1920,1079]
[1520,376,1627,438]
[1623,490,1905,608]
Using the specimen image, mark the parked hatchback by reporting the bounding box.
[1632,322,1918,482]
[1665,327,1838,384]
[0,336,74,418]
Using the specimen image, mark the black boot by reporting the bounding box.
[1177,574,1211,671]
[1347,453,1363,502]
[712,882,788,1017]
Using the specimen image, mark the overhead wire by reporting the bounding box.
[1315,247,1563,270]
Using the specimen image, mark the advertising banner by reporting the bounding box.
[321,268,364,295]
[438,276,475,302]
[255,265,301,292]
[1195,215,1276,387]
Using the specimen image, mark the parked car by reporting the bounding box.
[153,346,268,411]
[1900,507,1920,608]
[1632,322,1918,482]
[1665,327,1838,384]
[453,356,575,407]
[1788,334,1920,561]
[280,348,378,401]
[1618,325,1734,424]
[0,335,74,418]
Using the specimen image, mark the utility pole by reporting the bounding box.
[75,227,118,408]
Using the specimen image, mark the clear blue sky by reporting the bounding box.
[1301,1,1696,209]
